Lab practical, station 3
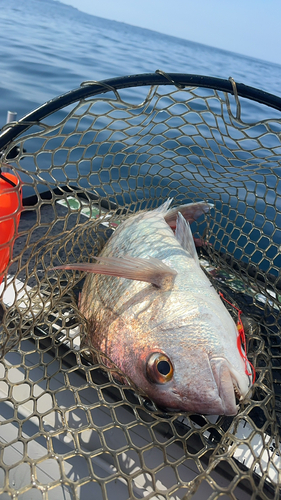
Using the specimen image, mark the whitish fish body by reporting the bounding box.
[56,200,254,415]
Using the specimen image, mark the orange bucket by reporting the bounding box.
[0,171,22,285]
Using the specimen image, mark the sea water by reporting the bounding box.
[1,0,281,128]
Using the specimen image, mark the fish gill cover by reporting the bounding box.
[0,73,280,499]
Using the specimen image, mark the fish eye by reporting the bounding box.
[146,353,173,384]
[157,360,171,375]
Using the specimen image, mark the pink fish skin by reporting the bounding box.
[55,200,254,415]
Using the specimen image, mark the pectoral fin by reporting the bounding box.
[53,255,177,288]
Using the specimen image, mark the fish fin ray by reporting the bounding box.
[152,198,173,215]
[175,212,199,265]
[53,255,177,288]
[165,201,213,229]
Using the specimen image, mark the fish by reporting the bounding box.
[54,199,254,415]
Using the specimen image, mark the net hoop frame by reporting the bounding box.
[1,71,281,152]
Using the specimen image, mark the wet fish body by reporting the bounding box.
[57,200,254,415]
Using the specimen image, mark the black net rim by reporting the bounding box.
[1,71,281,151]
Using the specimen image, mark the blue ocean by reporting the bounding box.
[1,0,281,128]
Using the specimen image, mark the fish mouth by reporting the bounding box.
[233,380,242,404]
[210,357,245,416]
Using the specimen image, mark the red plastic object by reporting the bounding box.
[0,172,22,285]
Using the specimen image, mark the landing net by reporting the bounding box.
[0,72,280,499]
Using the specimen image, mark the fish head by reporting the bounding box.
[85,282,253,415]
[125,345,253,416]
[115,308,254,416]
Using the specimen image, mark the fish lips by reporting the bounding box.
[209,357,251,416]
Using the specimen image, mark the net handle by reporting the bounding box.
[1,71,281,151]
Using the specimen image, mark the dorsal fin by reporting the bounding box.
[175,212,199,266]
[153,198,173,214]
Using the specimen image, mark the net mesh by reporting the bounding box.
[0,76,280,499]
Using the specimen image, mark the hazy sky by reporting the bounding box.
[58,0,281,65]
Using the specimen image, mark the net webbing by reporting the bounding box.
[0,76,280,499]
